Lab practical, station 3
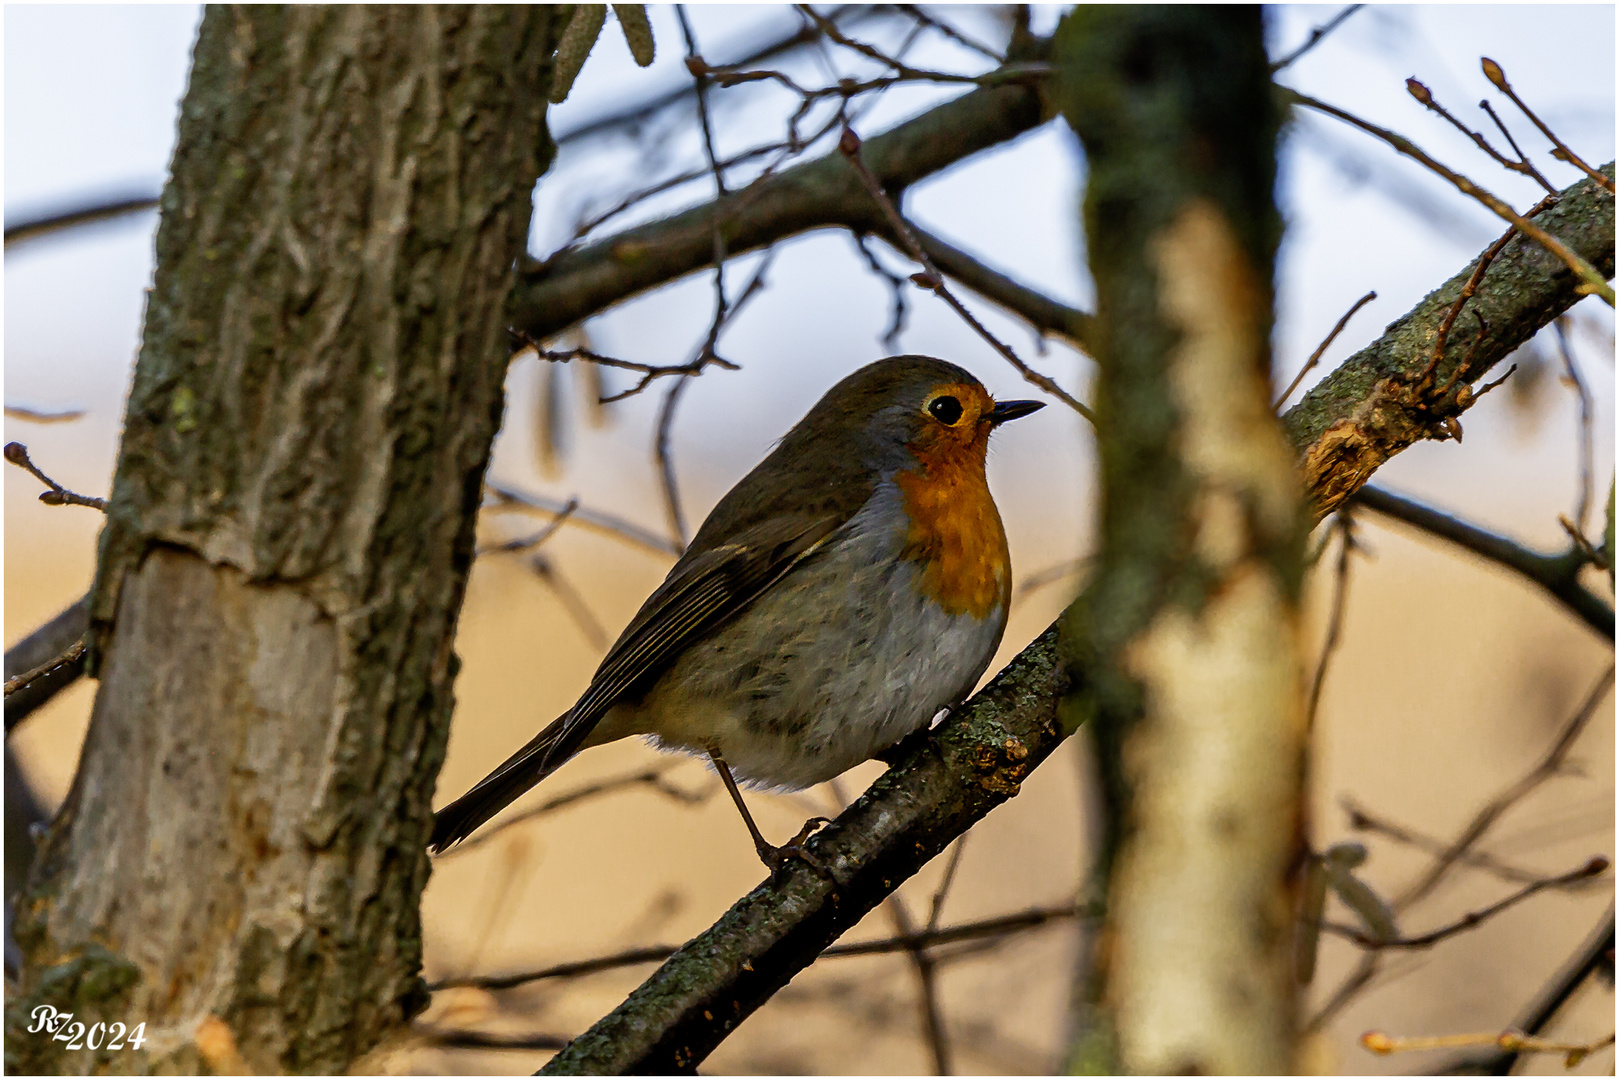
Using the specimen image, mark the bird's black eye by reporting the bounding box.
[928,395,963,425]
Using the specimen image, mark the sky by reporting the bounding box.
[3,5,1612,563]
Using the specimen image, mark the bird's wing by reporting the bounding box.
[429,511,847,851]
[551,510,847,763]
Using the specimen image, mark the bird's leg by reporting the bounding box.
[707,749,834,886]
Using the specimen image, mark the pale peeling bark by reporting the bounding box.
[1106,205,1304,1073]
[1055,8,1305,1073]
[6,7,557,1074]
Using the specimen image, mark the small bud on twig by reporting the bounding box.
[1361,1031,1395,1055]
[1405,78,1433,106]
[1480,57,1508,91]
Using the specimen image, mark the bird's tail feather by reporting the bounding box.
[429,710,580,852]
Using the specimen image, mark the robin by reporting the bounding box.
[430,355,1044,871]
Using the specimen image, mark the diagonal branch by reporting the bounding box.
[4,193,160,248]
[1351,485,1613,640]
[4,592,92,734]
[1431,906,1616,1074]
[536,157,1619,1078]
[511,62,1059,342]
[1283,165,1615,517]
[538,626,1070,1073]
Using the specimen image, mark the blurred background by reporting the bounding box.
[5,4,1613,1074]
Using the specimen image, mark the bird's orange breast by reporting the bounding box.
[894,442,1010,620]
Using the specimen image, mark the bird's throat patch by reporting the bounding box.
[895,452,1009,619]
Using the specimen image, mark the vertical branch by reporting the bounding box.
[1552,318,1595,535]
[655,375,693,549]
[676,5,731,354]
[1056,8,1305,1073]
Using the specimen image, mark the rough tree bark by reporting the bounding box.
[1056,8,1305,1073]
[6,7,557,1073]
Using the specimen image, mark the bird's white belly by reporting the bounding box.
[617,497,1005,790]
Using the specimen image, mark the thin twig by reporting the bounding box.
[435,764,712,859]
[1269,4,1363,72]
[428,902,1087,993]
[798,5,1001,86]
[1475,97,1557,194]
[1396,666,1612,910]
[550,6,887,147]
[654,376,693,549]
[1481,57,1615,194]
[1324,856,1609,950]
[1350,485,1612,640]
[1341,797,1581,887]
[652,249,777,554]
[1432,907,1615,1073]
[1012,558,1090,605]
[895,5,1004,63]
[4,193,160,247]
[3,639,87,699]
[1288,90,1614,305]
[880,890,954,1074]
[484,480,681,558]
[1404,78,1556,193]
[1366,1027,1615,1067]
[4,591,92,734]
[1415,215,1538,392]
[1552,318,1595,535]
[3,442,107,511]
[1308,664,1614,1030]
[838,126,1095,421]
[476,500,579,557]
[1304,513,1357,734]
[524,555,611,651]
[926,834,970,933]
[414,1027,570,1052]
[1276,290,1377,408]
[512,333,739,406]
[853,233,910,351]
[677,5,732,359]
[3,405,87,424]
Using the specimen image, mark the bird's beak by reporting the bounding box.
[987,399,1045,426]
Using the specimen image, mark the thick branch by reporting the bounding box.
[540,626,1070,1073]
[1351,485,1613,640]
[512,68,1056,340]
[1283,165,1615,517]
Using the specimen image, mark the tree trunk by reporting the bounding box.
[6,7,557,1073]
[1055,8,1307,1073]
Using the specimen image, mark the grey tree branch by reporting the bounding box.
[1350,484,1613,640]
[1283,165,1615,517]
[511,57,1058,342]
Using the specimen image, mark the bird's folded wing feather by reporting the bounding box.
[534,511,848,771]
